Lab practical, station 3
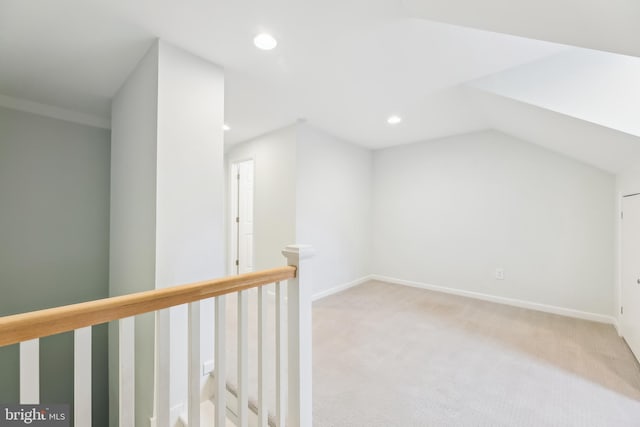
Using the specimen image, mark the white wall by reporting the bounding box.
[110,40,225,426]
[225,125,297,272]
[296,124,372,297]
[156,41,225,421]
[372,130,615,317]
[616,164,640,197]
[109,41,159,427]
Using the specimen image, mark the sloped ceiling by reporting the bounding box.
[459,47,640,174]
[0,0,639,171]
[469,49,640,138]
[402,0,640,58]
[466,88,640,174]
[400,0,640,174]
[0,0,566,145]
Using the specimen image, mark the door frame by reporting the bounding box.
[228,157,255,276]
[618,191,640,343]
[617,192,625,336]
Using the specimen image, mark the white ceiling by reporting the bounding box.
[466,88,640,173]
[0,0,568,146]
[403,0,640,58]
[470,48,640,138]
[2,0,639,166]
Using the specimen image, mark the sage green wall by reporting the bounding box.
[0,106,110,427]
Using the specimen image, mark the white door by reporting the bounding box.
[621,194,640,362]
[231,160,254,274]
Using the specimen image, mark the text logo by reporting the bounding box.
[0,405,69,427]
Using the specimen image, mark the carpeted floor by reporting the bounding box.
[313,281,640,427]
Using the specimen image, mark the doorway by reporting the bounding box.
[230,159,254,275]
[621,193,640,362]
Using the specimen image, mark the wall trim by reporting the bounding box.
[0,93,110,129]
[371,274,616,325]
[312,275,373,301]
[614,320,622,336]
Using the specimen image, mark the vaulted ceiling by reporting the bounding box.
[403,0,640,58]
[1,0,639,173]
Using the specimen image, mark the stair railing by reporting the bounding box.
[0,244,313,427]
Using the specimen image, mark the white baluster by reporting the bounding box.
[214,296,227,427]
[19,339,39,404]
[282,245,314,427]
[257,286,268,427]
[275,281,286,427]
[74,327,92,426]
[119,317,135,427]
[237,290,249,427]
[155,309,170,427]
[188,302,201,427]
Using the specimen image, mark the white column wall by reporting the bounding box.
[110,39,224,426]
[109,41,159,427]
[156,40,225,420]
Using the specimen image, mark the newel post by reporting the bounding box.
[282,244,314,427]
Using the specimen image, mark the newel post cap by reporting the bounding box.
[282,244,315,262]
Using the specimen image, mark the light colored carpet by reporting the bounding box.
[313,280,640,427]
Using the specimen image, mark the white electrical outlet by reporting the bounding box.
[495,268,504,280]
[202,359,214,376]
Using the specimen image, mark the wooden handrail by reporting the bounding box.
[0,266,296,347]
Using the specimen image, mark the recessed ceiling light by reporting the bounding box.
[254,33,278,50]
[223,124,231,131]
[387,115,402,125]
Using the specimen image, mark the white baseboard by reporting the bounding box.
[312,275,373,301]
[613,319,622,336]
[149,402,184,427]
[171,404,185,427]
[371,274,617,325]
